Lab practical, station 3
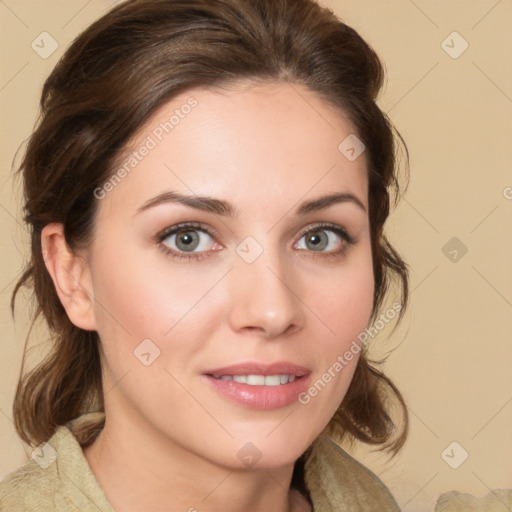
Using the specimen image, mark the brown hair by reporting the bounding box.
[11,0,409,457]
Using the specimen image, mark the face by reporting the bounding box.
[85,80,374,469]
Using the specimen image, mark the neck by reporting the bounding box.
[83,407,310,512]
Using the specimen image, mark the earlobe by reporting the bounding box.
[41,223,97,331]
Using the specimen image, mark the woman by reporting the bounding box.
[1,0,409,510]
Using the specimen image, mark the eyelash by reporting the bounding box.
[155,221,356,263]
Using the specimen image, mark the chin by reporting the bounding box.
[226,426,319,472]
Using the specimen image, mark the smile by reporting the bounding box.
[212,374,296,385]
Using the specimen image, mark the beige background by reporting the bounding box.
[1,1,511,510]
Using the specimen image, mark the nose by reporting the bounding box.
[227,248,305,339]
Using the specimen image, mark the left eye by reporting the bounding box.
[295,227,345,252]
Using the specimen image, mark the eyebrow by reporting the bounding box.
[135,190,367,217]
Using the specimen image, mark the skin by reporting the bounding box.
[42,80,374,512]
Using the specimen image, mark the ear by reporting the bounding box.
[41,223,97,331]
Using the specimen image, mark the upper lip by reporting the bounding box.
[205,361,311,378]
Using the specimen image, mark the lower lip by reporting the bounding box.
[204,375,311,410]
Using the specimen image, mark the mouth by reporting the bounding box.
[203,361,311,410]
[210,374,298,386]
[205,361,310,378]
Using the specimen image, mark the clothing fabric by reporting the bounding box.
[0,412,400,511]
[434,489,512,512]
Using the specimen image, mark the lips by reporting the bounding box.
[204,361,310,378]
[203,361,311,410]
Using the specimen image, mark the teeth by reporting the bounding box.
[214,374,297,386]
[263,375,281,386]
[247,375,265,385]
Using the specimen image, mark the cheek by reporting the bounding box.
[318,275,374,334]
[91,245,203,336]
[314,249,375,349]
[88,241,231,381]
[87,250,215,408]
[301,247,374,411]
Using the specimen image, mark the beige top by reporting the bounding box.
[0,412,400,511]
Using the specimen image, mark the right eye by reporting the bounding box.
[157,222,222,261]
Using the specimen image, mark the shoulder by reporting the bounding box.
[435,489,512,511]
[304,434,400,512]
[0,416,113,512]
[0,430,73,510]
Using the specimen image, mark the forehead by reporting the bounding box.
[97,80,368,221]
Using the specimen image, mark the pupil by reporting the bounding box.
[177,230,199,251]
[307,231,327,250]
